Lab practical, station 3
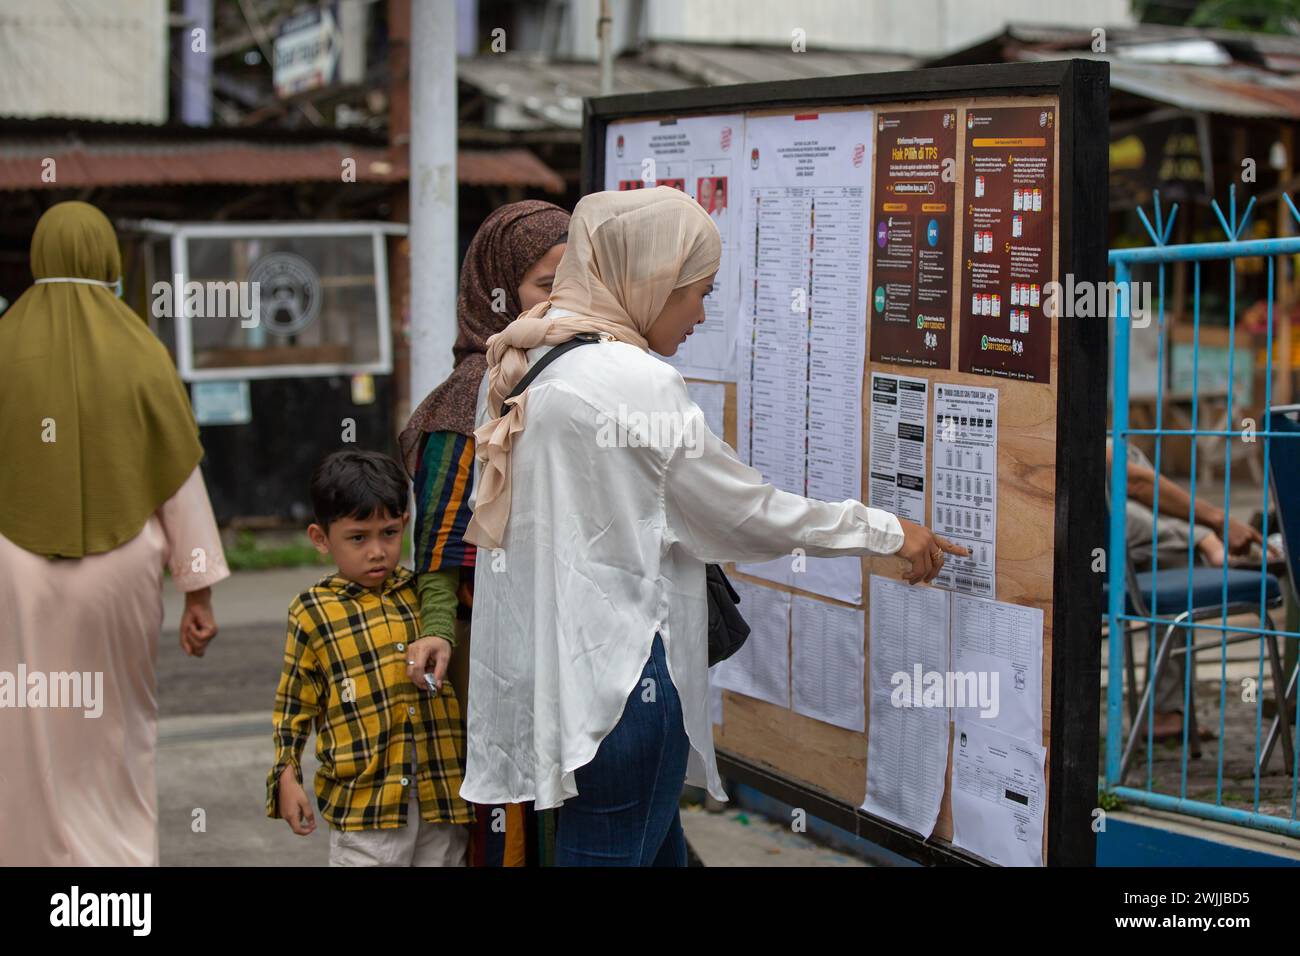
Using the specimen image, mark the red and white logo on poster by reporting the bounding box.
[720,127,732,151]
[852,143,865,167]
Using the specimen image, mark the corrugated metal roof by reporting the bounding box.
[924,23,1300,120]
[0,0,169,124]
[981,22,1300,62]
[1016,49,1300,120]
[459,54,689,130]
[0,138,565,192]
[457,149,565,191]
[458,42,918,130]
[640,42,916,87]
[1109,59,1300,119]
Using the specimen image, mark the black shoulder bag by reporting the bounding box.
[501,334,750,666]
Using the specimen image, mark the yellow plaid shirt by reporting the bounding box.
[266,567,474,831]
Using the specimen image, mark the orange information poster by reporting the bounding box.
[868,108,958,369]
[958,106,1056,383]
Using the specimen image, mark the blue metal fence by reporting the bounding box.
[1106,187,1300,839]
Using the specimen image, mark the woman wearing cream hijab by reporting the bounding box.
[0,202,229,865]
[460,187,961,866]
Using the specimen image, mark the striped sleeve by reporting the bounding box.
[412,430,478,573]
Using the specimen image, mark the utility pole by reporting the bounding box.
[597,0,613,95]
[409,0,459,411]
[388,0,411,420]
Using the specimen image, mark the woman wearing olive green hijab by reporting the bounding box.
[0,202,230,865]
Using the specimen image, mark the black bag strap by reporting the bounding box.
[500,332,602,417]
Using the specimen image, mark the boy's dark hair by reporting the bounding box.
[310,450,408,530]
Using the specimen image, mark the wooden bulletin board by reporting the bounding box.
[582,61,1109,866]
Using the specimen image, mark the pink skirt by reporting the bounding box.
[0,518,168,865]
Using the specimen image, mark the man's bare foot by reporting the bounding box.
[1144,709,1216,742]
[1150,710,1183,737]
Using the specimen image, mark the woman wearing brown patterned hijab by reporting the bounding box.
[400,200,571,462]
[398,199,569,867]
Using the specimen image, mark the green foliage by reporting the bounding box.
[225,528,331,571]
[1098,790,1124,812]
[1133,0,1300,33]
[222,527,413,570]
[1189,0,1300,33]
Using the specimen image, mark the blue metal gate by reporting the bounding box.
[1107,188,1300,838]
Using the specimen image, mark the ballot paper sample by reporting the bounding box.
[734,372,795,587]
[930,382,998,597]
[951,719,1047,866]
[604,114,745,380]
[950,592,1044,745]
[736,109,874,604]
[868,373,929,524]
[791,596,866,732]
[712,577,791,708]
[862,575,951,837]
[685,381,727,441]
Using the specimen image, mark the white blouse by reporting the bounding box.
[460,333,905,810]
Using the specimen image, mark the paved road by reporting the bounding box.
[158,623,284,717]
[155,567,867,866]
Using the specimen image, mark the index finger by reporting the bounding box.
[934,535,969,557]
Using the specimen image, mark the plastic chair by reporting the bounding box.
[1261,405,1300,773]
[1104,499,1289,784]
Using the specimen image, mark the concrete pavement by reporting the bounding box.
[157,567,867,866]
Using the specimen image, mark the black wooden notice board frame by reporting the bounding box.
[580,60,1110,867]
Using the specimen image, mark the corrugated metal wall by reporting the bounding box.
[0,0,168,123]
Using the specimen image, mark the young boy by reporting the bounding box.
[267,449,474,866]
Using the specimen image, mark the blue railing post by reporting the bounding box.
[1104,188,1300,839]
[1106,258,1132,787]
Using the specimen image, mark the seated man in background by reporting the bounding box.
[1107,440,1281,739]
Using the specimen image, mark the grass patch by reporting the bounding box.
[225,529,332,572]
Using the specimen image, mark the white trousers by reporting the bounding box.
[328,796,469,867]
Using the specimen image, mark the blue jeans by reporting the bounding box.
[554,635,690,867]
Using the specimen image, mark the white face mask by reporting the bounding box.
[34,276,122,297]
